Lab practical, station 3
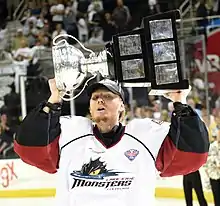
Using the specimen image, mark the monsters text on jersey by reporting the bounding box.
[70,157,135,190]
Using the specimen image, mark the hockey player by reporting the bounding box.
[14,78,209,206]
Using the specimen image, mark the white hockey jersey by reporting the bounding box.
[56,116,170,206]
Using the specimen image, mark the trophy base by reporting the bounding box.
[149,80,189,96]
[123,82,151,87]
[148,88,189,96]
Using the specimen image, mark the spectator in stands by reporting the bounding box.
[88,0,103,35]
[160,109,169,122]
[32,31,50,57]
[152,100,161,120]
[13,38,34,94]
[201,107,220,143]
[69,0,78,16]
[13,39,33,62]
[148,0,160,15]
[112,0,131,33]
[63,4,78,38]
[41,1,52,22]
[102,12,116,42]
[28,0,41,16]
[36,13,46,29]
[196,0,209,41]
[41,21,52,46]
[77,0,90,17]
[23,12,38,28]
[88,28,104,44]
[214,109,220,128]
[0,113,14,158]
[50,0,65,30]
[12,29,28,51]
[141,106,154,118]
[88,0,103,14]
[148,94,156,107]
[167,101,174,118]
[52,23,67,40]
[0,0,8,29]
[187,97,202,117]
[77,14,88,42]
[23,19,39,47]
[134,106,142,118]
[205,128,220,206]
[88,0,103,23]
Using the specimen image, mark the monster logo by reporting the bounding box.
[81,157,107,176]
[71,157,122,180]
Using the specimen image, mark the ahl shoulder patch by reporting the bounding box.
[151,119,164,125]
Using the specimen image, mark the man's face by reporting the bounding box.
[117,0,123,7]
[56,24,62,30]
[1,114,7,123]
[215,116,220,127]
[187,98,195,109]
[90,89,124,123]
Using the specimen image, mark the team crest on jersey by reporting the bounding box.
[124,149,139,161]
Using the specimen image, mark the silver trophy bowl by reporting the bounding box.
[52,34,108,101]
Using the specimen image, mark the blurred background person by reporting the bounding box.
[183,170,208,206]
[205,128,220,206]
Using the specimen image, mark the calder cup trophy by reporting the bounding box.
[52,34,109,101]
[52,10,189,101]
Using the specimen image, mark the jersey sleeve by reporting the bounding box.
[14,102,61,174]
[155,102,210,177]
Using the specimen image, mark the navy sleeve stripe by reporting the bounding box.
[168,115,209,153]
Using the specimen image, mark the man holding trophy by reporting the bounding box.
[14,11,209,206]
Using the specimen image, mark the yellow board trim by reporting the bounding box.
[0,187,214,202]
[155,188,214,203]
[0,188,56,198]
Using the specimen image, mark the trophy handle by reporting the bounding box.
[53,34,95,55]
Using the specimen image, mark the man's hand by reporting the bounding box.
[43,78,62,113]
[163,86,191,104]
[48,78,62,104]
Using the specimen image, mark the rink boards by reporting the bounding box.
[0,159,214,203]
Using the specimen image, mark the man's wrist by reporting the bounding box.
[42,101,62,114]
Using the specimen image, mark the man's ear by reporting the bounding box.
[120,102,125,113]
